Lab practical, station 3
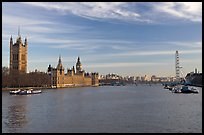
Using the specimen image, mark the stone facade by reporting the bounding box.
[9,28,28,74]
[48,56,99,88]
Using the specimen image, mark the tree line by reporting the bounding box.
[2,66,51,88]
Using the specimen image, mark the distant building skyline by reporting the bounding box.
[2,2,202,77]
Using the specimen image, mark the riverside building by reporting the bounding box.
[47,56,99,88]
[9,27,28,74]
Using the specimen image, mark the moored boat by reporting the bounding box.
[172,86,182,93]
[10,89,42,95]
[19,90,28,95]
[181,86,199,93]
[9,89,21,94]
[31,89,42,94]
[172,85,199,94]
[173,85,199,94]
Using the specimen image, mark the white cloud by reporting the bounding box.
[164,41,202,48]
[2,14,87,35]
[72,49,202,64]
[2,14,53,26]
[2,13,93,49]
[179,49,202,54]
[20,2,150,23]
[109,49,201,57]
[84,57,201,69]
[152,2,202,22]
[85,62,170,68]
[20,2,202,23]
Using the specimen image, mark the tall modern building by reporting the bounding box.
[10,27,28,74]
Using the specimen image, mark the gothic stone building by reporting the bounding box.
[48,56,99,88]
[10,29,28,74]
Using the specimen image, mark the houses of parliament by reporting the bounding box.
[9,28,99,88]
[47,56,99,88]
[9,28,28,74]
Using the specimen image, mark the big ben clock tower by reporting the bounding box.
[76,56,82,74]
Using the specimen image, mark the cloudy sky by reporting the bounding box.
[2,2,202,77]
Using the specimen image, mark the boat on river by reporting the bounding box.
[172,85,199,94]
[180,86,199,93]
[10,89,42,95]
[31,89,42,94]
[9,89,21,94]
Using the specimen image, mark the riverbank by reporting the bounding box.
[1,87,51,91]
[2,85,99,91]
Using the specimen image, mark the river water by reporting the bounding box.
[2,84,202,133]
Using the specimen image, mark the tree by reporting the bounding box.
[2,66,51,88]
[2,67,10,87]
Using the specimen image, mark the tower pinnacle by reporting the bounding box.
[18,26,21,37]
[18,26,20,36]
[58,55,61,64]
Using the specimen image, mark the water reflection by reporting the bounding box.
[4,105,28,132]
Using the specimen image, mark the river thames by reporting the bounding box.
[2,84,202,133]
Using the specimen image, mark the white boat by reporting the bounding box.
[14,89,42,95]
[9,89,21,94]
[27,90,32,94]
[172,86,182,93]
[172,85,199,94]
[31,89,42,94]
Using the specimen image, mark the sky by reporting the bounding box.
[2,2,202,77]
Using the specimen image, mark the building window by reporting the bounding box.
[22,54,25,60]
[13,54,15,60]
[13,54,19,61]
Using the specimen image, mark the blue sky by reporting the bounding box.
[2,2,202,77]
